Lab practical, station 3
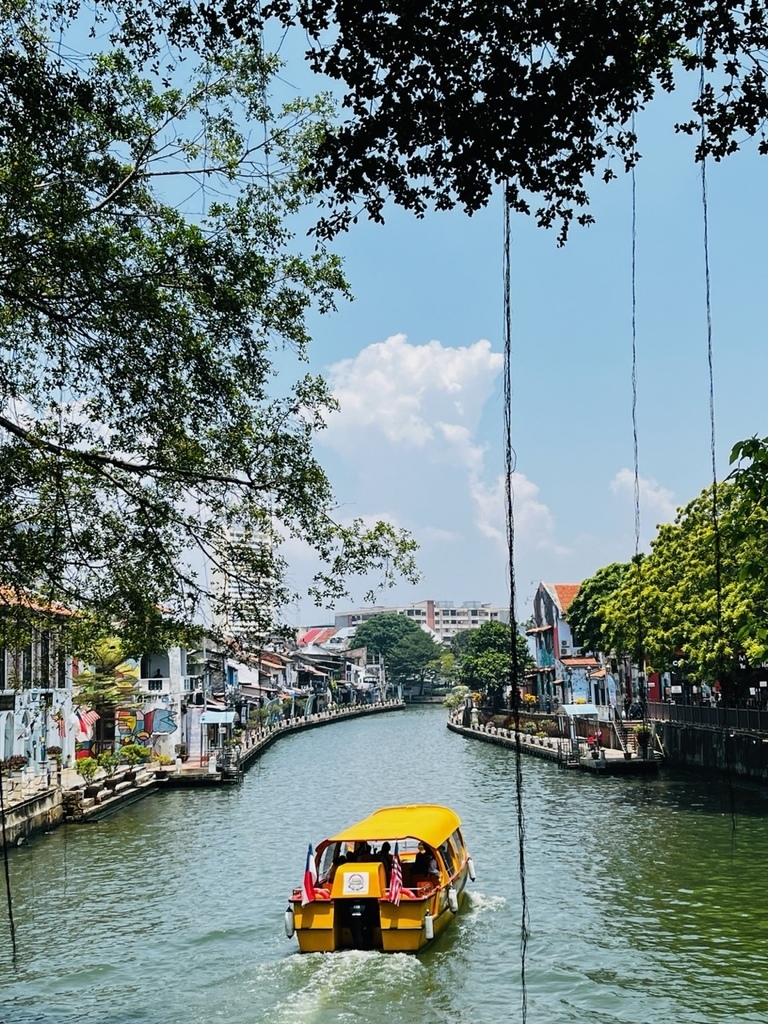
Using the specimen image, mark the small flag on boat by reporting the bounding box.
[301,844,317,906]
[389,842,403,906]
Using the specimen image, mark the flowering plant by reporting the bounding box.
[1,755,28,771]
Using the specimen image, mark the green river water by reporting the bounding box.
[1,705,767,1024]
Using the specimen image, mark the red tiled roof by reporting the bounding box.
[0,585,75,617]
[297,626,336,646]
[560,656,599,668]
[553,584,580,613]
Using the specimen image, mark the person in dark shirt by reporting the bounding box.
[378,842,393,882]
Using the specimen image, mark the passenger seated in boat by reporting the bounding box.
[412,844,440,887]
[321,844,347,885]
[351,841,373,862]
[377,842,393,881]
[413,843,431,875]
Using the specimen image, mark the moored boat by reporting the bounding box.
[286,803,475,953]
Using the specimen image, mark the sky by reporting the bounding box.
[265,44,768,628]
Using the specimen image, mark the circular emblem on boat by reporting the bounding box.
[347,873,365,892]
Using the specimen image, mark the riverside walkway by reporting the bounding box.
[0,699,405,849]
[446,713,660,775]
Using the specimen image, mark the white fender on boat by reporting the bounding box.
[284,906,295,938]
[424,914,435,940]
[467,856,476,882]
[448,886,459,914]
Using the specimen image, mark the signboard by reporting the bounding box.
[342,872,369,896]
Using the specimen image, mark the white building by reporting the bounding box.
[210,524,274,649]
[334,599,507,644]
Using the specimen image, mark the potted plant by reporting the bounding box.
[174,743,189,763]
[46,745,63,767]
[119,743,149,779]
[98,752,122,789]
[1,754,28,775]
[633,725,652,758]
[153,754,175,777]
[75,756,101,797]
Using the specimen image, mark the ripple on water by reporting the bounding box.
[4,707,768,1024]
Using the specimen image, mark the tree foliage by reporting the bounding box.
[352,613,420,661]
[352,612,441,685]
[591,482,768,699]
[250,0,768,241]
[0,0,418,652]
[11,0,767,245]
[567,562,630,655]
[386,629,443,686]
[457,621,534,706]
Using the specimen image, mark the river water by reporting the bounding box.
[2,705,767,1024]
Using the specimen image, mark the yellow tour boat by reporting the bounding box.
[285,804,475,953]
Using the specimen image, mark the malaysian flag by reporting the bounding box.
[301,844,317,906]
[75,707,100,731]
[389,842,403,906]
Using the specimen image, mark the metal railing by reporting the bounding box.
[647,701,768,733]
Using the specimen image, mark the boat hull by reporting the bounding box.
[292,864,469,953]
[288,803,473,954]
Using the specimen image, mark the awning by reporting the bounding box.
[561,703,600,716]
[199,710,237,725]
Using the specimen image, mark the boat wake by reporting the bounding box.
[463,891,506,915]
[261,950,425,1023]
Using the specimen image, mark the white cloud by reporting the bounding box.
[321,334,569,564]
[419,525,460,544]
[609,468,678,527]
[323,333,502,452]
[472,471,571,555]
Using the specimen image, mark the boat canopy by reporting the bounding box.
[329,804,462,850]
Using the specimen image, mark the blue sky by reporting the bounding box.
[268,47,768,627]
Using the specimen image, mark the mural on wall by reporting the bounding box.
[116,706,177,747]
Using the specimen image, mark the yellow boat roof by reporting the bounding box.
[329,804,462,849]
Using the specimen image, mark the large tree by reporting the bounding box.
[12,0,768,245]
[0,0,418,653]
[458,620,534,708]
[600,481,768,699]
[352,612,441,688]
[251,0,768,242]
[568,562,631,655]
[386,629,443,689]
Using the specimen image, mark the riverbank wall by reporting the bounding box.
[0,700,405,849]
[448,710,768,787]
[658,721,768,784]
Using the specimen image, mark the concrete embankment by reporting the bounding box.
[658,720,768,785]
[0,701,405,849]
[447,716,660,775]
